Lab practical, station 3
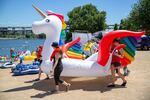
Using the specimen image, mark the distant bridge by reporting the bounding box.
[0,26,32,34]
[0,24,119,34]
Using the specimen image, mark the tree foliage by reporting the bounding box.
[38,33,46,39]
[114,23,118,30]
[67,4,106,33]
[65,32,72,43]
[120,0,150,35]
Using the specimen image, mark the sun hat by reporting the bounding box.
[51,42,59,47]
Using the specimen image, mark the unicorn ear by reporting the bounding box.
[46,10,54,13]
[46,10,64,21]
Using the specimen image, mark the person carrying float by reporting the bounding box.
[108,38,127,87]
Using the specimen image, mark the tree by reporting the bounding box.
[25,33,36,39]
[114,24,118,30]
[25,34,31,38]
[67,4,106,33]
[65,32,72,43]
[121,0,150,35]
[119,19,124,29]
[38,33,46,39]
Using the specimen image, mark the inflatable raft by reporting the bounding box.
[13,62,40,76]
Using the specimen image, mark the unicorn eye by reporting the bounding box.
[46,19,50,23]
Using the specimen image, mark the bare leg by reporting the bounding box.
[117,67,126,82]
[107,65,117,87]
[117,67,127,86]
[123,66,130,76]
[51,85,59,93]
[111,65,117,84]
[34,68,41,81]
[55,85,59,91]
[44,74,49,80]
[38,68,42,79]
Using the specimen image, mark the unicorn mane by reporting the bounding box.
[46,10,67,29]
[46,10,67,45]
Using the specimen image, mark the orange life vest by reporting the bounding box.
[50,47,61,61]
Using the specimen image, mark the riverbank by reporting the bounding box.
[0,37,38,40]
[0,38,17,40]
[0,51,150,100]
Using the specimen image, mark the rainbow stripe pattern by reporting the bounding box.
[121,36,140,66]
[66,42,84,59]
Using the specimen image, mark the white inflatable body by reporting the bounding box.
[32,12,111,76]
[40,53,112,77]
[61,55,112,77]
[32,5,145,77]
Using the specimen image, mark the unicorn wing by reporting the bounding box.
[121,36,140,66]
[61,37,84,59]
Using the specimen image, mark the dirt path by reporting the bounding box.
[0,51,150,100]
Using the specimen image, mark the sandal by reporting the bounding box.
[121,81,127,86]
[34,78,40,81]
[66,83,71,92]
[44,77,50,80]
[107,84,115,87]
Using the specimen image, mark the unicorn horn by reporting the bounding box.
[32,4,46,18]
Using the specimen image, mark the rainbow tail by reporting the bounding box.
[121,36,140,66]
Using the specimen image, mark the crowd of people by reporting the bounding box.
[0,48,19,62]
[9,48,29,62]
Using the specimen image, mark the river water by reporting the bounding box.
[0,39,45,56]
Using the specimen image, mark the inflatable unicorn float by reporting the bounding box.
[32,4,145,77]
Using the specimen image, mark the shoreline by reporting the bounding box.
[0,38,45,40]
[0,38,17,40]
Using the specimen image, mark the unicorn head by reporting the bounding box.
[32,4,65,39]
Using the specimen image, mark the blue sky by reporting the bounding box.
[0,0,138,26]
